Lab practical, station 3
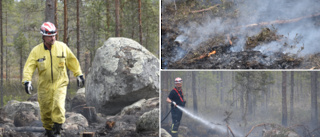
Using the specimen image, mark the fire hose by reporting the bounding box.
[161,108,172,123]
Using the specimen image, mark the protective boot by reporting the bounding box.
[45,129,54,137]
[53,123,62,137]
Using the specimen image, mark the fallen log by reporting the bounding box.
[13,126,45,132]
[191,4,220,14]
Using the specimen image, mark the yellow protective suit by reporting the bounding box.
[22,41,82,130]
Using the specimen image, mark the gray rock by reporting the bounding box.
[27,93,38,102]
[136,108,159,132]
[3,100,40,120]
[120,99,146,115]
[120,97,159,116]
[14,111,39,127]
[76,88,85,95]
[161,128,172,137]
[71,88,86,113]
[63,112,88,131]
[86,37,159,115]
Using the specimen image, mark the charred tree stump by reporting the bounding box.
[82,107,98,123]
[81,132,95,137]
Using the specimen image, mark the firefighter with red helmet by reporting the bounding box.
[23,22,84,137]
[166,77,186,137]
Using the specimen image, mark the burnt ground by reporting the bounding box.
[161,0,320,69]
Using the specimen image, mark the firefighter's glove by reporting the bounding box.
[171,101,177,107]
[24,81,33,95]
[77,75,85,88]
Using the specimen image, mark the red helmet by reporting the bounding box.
[175,77,182,84]
[40,22,57,36]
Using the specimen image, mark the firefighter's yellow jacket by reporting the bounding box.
[22,41,82,130]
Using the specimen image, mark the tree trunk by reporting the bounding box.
[54,0,58,40]
[106,0,110,39]
[5,9,8,82]
[220,71,224,105]
[63,0,68,45]
[77,0,80,62]
[131,1,135,39]
[0,0,3,107]
[192,71,198,114]
[204,80,207,108]
[282,71,288,127]
[290,71,294,123]
[45,0,55,23]
[115,0,120,37]
[311,71,318,127]
[232,72,235,107]
[138,0,142,44]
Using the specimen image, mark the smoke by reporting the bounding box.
[173,0,320,57]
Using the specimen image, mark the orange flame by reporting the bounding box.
[208,50,216,56]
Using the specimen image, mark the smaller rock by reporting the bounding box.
[179,126,190,137]
[161,128,171,137]
[14,111,39,127]
[3,100,40,120]
[63,112,88,131]
[121,99,146,115]
[76,88,85,95]
[27,93,38,102]
[136,108,159,132]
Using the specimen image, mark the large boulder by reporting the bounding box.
[86,37,159,115]
[3,100,40,120]
[136,108,159,132]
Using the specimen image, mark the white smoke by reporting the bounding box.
[173,0,320,57]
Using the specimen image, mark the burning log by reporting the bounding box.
[191,4,220,14]
[227,35,232,45]
[106,121,116,130]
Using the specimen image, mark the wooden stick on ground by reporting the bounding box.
[191,4,220,14]
[227,124,235,137]
[240,13,320,28]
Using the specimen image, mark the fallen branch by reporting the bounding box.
[227,124,235,137]
[191,4,220,14]
[240,13,320,29]
[245,123,282,137]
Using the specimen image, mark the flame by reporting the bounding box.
[208,50,216,56]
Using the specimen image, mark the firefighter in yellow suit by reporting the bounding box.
[22,22,85,137]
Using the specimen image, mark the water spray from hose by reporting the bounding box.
[176,105,242,137]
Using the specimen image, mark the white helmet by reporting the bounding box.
[175,77,183,84]
[40,22,57,36]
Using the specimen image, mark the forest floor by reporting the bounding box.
[161,1,320,69]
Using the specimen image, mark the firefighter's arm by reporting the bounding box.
[167,97,177,107]
[65,46,83,77]
[22,49,37,84]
